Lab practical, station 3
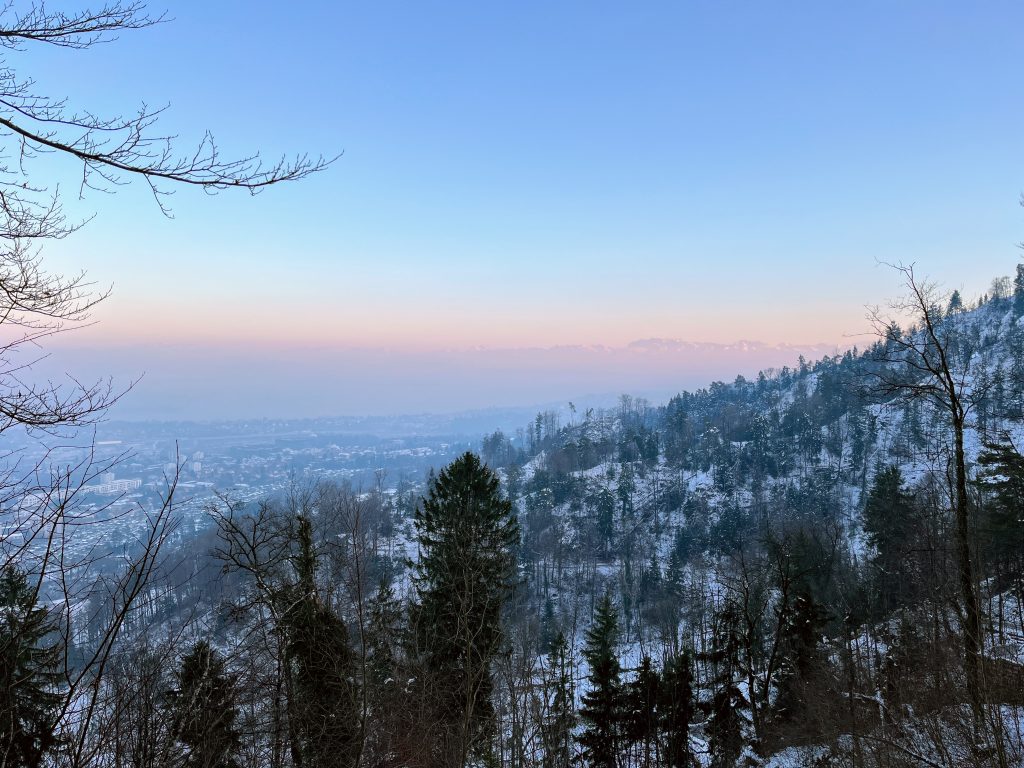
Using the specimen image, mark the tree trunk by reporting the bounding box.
[952,415,984,738]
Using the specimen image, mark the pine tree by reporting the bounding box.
[281,515,360,768]
[0,565,61,768]
[167,640,242,768]
[412,451,520,766]
[578,594,623,768]
[659,652,693,768]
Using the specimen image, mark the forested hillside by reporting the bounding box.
[8,267,1024,768]
[479,271,1024,767]
[4,0,1021,766]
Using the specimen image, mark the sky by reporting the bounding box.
[13,1,1024,418]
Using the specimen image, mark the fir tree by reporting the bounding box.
[366,578,402,693]
[594,488,615,555]
[167,640,242,768]
[659,651,693,768]
[412,452,520,766]
[947,289,963,315]
[540,596,558,655]
[978,437,1024,579]
[542,631,575,768]
[701,604,746,768]
[862,465,919,614]
[624,655,660,768]
[1015,263,1024,315]
[281,515,360,768]
[578,594,623,768]
[772,588,828,727]
[0,565,61,768]
[362,577,407,765]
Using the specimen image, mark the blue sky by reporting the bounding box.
[19,1,1024,416]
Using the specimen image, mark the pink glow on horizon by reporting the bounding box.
[73,295,868,352]
[34,335,855,420]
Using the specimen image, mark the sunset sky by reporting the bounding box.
[19,1,1024,418]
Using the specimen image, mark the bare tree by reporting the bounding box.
[0,4,327,765]
[0,2,329,220]
[0,1,329,438]
[211,486,371,768]
[865,263,989,749]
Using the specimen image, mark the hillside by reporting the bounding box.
[20,277,1024,768]
[475,285,1024,765]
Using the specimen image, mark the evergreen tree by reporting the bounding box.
[594,488,615,555]
[665,544,687,601]
[0,565,61,768]
[366,578,402,693]
[947,289,963,315]
[578,594,623,768]
[772,588,828,727]
[978,437,1024,580]
[540,596,558,655]
[362,577,407,766]
[862,465,919,614]
[542,631,575,768]
[167,640,242,768]
[638,556,662,607]
[281,516,360,768]
[701,604,746,768]
[1015,263,1024,315]
[659,652,693,768]
[623,655,660,768]
[412,452,520,766]
[617,465,636,525]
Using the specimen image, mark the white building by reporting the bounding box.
[83,477,142,495]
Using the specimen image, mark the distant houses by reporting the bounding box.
[83,472,142,495]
